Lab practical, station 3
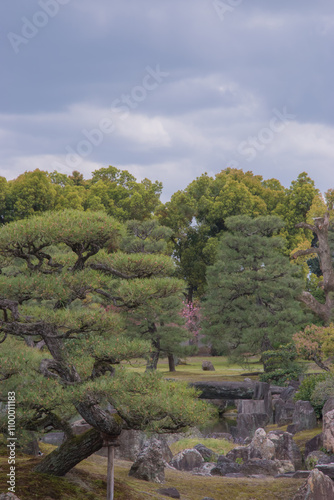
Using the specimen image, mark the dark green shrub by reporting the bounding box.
[259,343,305,386]
[294,373,329,418]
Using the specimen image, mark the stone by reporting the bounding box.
[323,397,334,417]
[249,428,275,460]
[170,448,204,471]
[267,430,302,470]
[101,429,172,462]
[71,418,92,435]
[235,412,269,440]
[192,462,217,476]
[240,459,279,476]
[226,446,249,463]
[156,487,180,499]
[305,434,323,458]
[278,401,296,426]
[323,409,334,453]
[293,469,334,500]
[193,444,218,462]
[191,381,255,400]
[280,385,296,402]
[305,451,333,470]
[291,401,317,433]
[0,494,21,500]
[211,456,241,475]
[315,463,334,480]
[273,398,285,424]
[128,438,165,483]
[202,360,215,371]
[205,432,234,442]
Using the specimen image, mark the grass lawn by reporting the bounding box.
[0,444,305,500]
[123,355,263,382]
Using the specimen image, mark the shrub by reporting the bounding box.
[259,343,305,386]
[294,373,329,418]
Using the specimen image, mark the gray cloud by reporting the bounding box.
[1,0,334,200]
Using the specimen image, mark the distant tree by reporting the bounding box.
[120,219,194,372]
[293,324,334,372]
[202,215,307,364]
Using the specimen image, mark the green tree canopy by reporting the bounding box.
[202,215,308,363]
[0,210,212,477]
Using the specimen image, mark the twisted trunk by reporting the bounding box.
[34,428,103,476]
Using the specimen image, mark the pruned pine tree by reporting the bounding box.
[0,210,212,476]
[202,215,307,365]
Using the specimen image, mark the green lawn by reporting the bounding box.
[123,355,263,382]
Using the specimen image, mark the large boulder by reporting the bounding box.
[277,401,296,426]
[128,439,165,483]
[193,444,218,462]
[322,409,334,453]
[240,458,279,476]
[290,401,317,433]
[170,448,204,471]
[235,413,269,440]
[211,456,241,476]
[323,397,334,417]
[202,360,215,371]
[249,428,275,460]
[71,418,92,435]
[305,433,323,458]
[267,430,302,470]
[305,451,333,470]
[293,469,334,500]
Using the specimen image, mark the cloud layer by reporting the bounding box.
[1,0,334,200]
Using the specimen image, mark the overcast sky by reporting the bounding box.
[1,0,334,201]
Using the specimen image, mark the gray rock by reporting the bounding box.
[280,386,296,402]
[315,463,334,480]
[305,451,333,470]
[205,432,234,442]
[305,433,323,458]
[235,412,269,440]
[0,494,21,500]
[240,459,279,476]
[156,487,180,499]
[291,401,317,433]
[322,409,334,453]
[191,381,258,400]
[323,397,334,417]
[128,438,165,483]
[278,401,296,426]
[71,418,92,435]
[193,444,218,462]
[267,430,302,470]
[202,360,215,371]
[211,457,241,475]
[170,448,204,471]
[293,469,334,500]
[226,446,249,463]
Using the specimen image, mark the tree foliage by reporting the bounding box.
[0,210,213,476]
[202,215,307,363]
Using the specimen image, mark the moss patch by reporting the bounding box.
[169,437,236,456]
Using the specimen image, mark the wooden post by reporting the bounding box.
[102,436,119,500]
[107,445,114,500]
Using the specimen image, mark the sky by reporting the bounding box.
[1,0,334,201]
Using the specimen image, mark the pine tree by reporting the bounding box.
[202,215,307,364]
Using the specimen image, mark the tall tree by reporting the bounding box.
[0,210,212,477]
[202,215,307,364]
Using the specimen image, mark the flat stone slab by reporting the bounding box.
[191,381,257,400]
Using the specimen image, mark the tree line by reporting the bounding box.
[1,164,334,481]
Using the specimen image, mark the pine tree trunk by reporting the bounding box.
[168,354,176,372]
[34,428,103,476]
[146,350,160,371]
